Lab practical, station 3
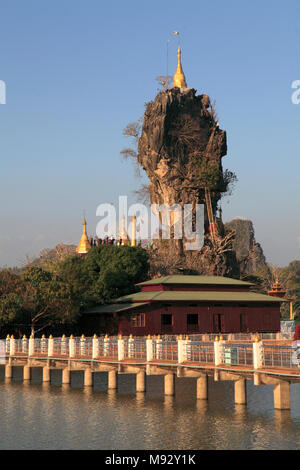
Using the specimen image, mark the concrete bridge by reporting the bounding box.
[1,334,300,411]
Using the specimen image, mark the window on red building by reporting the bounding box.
[131,313,145,327]
[187,314,199,332]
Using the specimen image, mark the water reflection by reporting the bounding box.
[0,367,300,449]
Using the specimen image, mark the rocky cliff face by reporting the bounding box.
[224,218,268,277]
[138,87,227,212]
[136,88,266,279]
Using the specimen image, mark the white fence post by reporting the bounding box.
[92,334,99,359]
[9,335,16,356]
[104,335,109,356]
[69,335,75,358]
[6,335,10,355]
[146,335,153,362]
[118,335,125,361]
[156,335,162,360]
[128,334,134,358]
[80,334,86,356]
[214,336,221,366]
[22,335,28,354]
[28,335,35,356]
[48,335,54,357]
[177,335,187,364]
[253,337,263,369]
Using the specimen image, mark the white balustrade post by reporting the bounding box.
[80,334,86,356]
[118,335,125,361]
[146,335,153,362]
[128,334,134,359]
[214,336,221,366]
[22,335,28,354]
[104,335,109,357]
[219,336,225,364]
[48,335,54,357]
[253,337,263,369]
[69,335,75,358]
[92,334,99,359]
[9,335,16,356]
[177,335,186,364]
[6,335,10,355]
[156,335,162,360]
[28,335,35,356]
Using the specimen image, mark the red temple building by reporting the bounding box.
[82,275,286,336]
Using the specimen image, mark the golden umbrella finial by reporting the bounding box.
[172,31,187,89]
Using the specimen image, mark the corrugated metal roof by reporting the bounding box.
[116,290,286,304]
[84,302,149,314]
[136,275,254,286]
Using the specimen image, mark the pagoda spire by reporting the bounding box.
[118,215,130,246]
[76,217,92,255]
[172,32,187,88]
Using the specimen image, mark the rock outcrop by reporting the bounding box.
[138,87,227,215]
[224,218,268,277]
[135,87,267,280]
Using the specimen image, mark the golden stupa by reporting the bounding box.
[117,215,130,246]
[76,217,92,255]
[172,47,187,88]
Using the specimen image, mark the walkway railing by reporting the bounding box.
[2,334,300,372]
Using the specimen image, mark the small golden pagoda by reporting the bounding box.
[268,278,287,298]
[117,215,130,246]
[173,47,187,88]
[76,217,92,256]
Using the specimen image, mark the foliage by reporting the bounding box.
[0,245,150,336]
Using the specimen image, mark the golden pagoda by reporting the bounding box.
[268,278,287,298]
[117,215,130,246]
[173,47,187,89]
[76,217,92,256]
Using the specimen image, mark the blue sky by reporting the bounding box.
[0,0,299,267]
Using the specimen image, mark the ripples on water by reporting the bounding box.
[0,366,300,450]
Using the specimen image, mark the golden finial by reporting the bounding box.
[76,216,92,255]
[172,32,187,89]
[118,215,130,245]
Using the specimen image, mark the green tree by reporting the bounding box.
[21,265,79,335]
[84,245,149,304]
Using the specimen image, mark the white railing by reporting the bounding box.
[2,334,299,371]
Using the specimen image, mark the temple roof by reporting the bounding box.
[114,290,287,304]
[136,275,254,287]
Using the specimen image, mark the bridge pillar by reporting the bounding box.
[23,365,31,381]
[62,368,71,385]
[273,381,290,410]
[108,370,117,390]
[234,378,247,405]
[42,366,50,382]
[84,369,93,387]
[197,375,208,400]
[5,364,12,379]
[136,371,146,392]
[164,373,175,396]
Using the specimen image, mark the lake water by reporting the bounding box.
[0,366,300,450]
